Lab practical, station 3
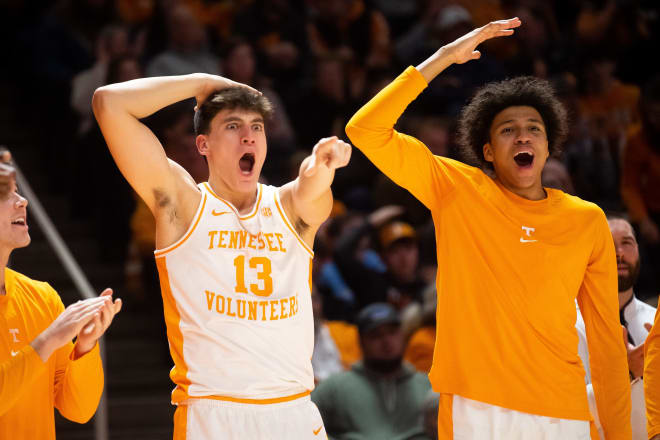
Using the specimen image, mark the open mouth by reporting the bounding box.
[11,217,26,227]
[239,153,255,175]
[513,151,534,167]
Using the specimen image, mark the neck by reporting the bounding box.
[618,288,634,310]
[207,177,259,214]
[496,177,547,201]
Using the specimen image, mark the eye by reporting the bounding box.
[252,124,263,131]
[227,123,238,130]
[501,127,513,134]
[529,126,541,132]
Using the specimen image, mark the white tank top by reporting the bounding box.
[154,182,314,404]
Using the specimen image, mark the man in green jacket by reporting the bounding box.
[312,303,431,440]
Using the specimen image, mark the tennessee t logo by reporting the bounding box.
[9,328,19,342]
[520,226,538,243]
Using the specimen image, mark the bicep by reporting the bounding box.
[93,90,179,212]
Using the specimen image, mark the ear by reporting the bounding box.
[196,134,208,156]
[483,143,494,163]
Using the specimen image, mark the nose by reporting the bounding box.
[240,126,255,145]
[514,128,531,144]
[15,194,27,208]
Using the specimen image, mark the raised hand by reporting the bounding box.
[417,17,521,83]
[443,17,521,65]
[303,137,352,178]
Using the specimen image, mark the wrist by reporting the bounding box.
[30,331,56,363]
[73,339,97,359]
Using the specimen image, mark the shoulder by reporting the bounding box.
[552,190,605,220]
[6,269,62,312]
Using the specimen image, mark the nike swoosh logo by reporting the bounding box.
[211,210,231,216]
[10,350,19,357]
[520,238,538,243]
[313,426,323,435]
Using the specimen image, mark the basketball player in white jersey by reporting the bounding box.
[92,73,351,439]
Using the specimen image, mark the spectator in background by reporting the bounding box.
[312,303,431,440]
[70,24,131,136]
[232,0,309,94]
[312,287,361,383]
[290,55,351,149]
[395,4,506,117]
[72,55,143,263]
[576,53,640,211]
[145,3,220,77]
[306,0,391,70]
[621,75,660,297]
[421,390,440,440]
[542,158,575,194]
[334,206,425,310]
[645,306,660,440]
[403,285,436,373]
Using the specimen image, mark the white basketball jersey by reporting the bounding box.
[154,182,315,404]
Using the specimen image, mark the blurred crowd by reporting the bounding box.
[2,0,660,438]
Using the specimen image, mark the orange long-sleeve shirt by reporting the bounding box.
[646,302,660,439]
[621,128,660,222]
[0,268,104,439]
[346,66,631,439]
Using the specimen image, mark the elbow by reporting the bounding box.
[91,86,114,117]
[345,118,359,144]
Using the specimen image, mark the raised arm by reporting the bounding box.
[280,137,351,247]
[92,75,255,244]
[576,212,632,439]
[345,18,520,208]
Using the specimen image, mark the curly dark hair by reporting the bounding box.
[194,87,273,136]
[457,76,568,169]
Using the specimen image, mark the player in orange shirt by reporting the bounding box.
[346,18,631,439]
[0,150,122,439]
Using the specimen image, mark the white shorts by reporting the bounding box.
[173,395,327,440]
[452,395,590,440]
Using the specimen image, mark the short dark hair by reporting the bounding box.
[457,76,568,169]
[193,87,273,135]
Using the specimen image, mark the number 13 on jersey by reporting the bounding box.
[233,255,273,297]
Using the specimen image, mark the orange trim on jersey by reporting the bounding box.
[203,390,310,405]
[309,258,313,294]
[173,405,188,440]
[273,192,314,257]
[203,182,263,220]
[154,194,207,257]
[155,257,191,404]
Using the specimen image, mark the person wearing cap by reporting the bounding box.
[312,303,431,440]
[333,205,426,310]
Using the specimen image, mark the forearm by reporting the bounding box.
[55,343,104,423]
[93,73,207,119]
[415,46,455,84]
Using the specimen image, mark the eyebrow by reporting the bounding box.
[494,118,545,129]
[221,116,264,124]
